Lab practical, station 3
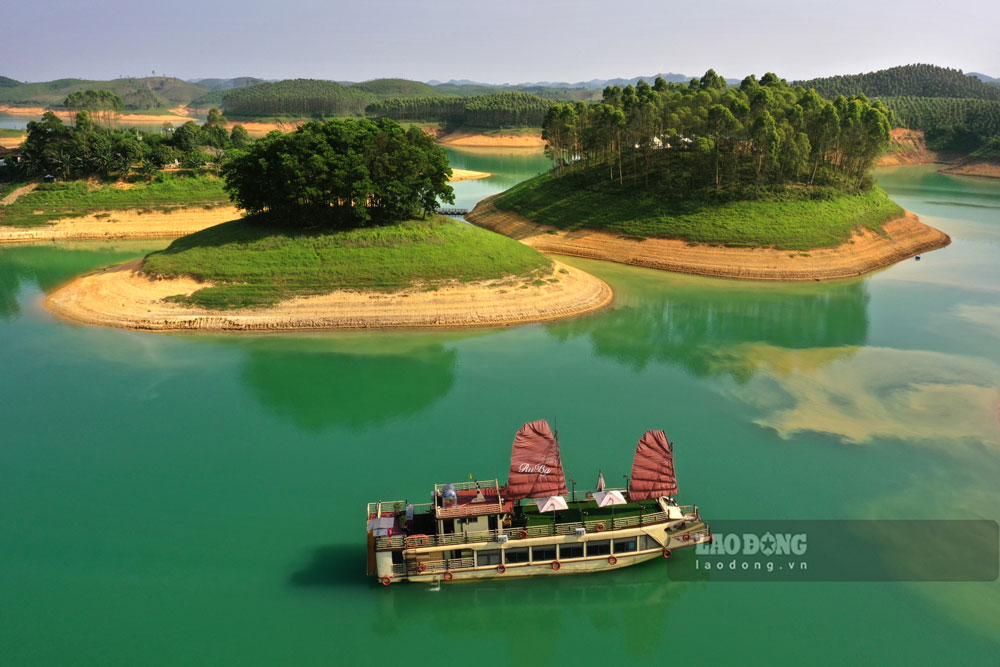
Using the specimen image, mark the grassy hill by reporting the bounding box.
[141,214,553,308]
[797,64,1000,102]
[494,171,904,251]
[0,76,211,110]
[0,75,20,88]
[350,78,441,97]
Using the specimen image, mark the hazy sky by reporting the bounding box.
[3,0,998,83]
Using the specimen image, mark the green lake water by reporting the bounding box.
[1,156,999,664]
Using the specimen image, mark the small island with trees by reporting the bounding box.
[468,70,950,280]
[44,118,611,331]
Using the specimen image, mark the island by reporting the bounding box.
[468,71,950,280]
[45,118,611,331]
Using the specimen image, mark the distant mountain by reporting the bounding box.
[969,72,999,83]
[428,72,739,90]
[796,64,1000,101]
[189,77,264,90]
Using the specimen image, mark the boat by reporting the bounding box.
[365,420,710,585]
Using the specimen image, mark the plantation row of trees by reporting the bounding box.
[797,65,1000,102]
[221,79,373,116]
[63,89,125,125]
[15,109,250,180]
[882,96,1000,155]
[366,92,553,128]
[540,70,893,196]
[221,118,454,225]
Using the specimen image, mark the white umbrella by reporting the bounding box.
[592,490,627,529]
[592,490,627,507]
[534,496,569,512]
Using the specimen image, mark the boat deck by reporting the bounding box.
[517,498,664,529]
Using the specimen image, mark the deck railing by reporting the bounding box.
[375,505,699,550]
[435,501,504,519]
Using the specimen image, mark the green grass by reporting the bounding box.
[495,171,905,250]
[141,214,553,309]
[0,174,229,228]
[0,128,25,138]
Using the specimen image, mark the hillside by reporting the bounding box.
[0,76,210,109]
[140,214,553,309]
[797,64,1000,102]
[350,78,441,97]
[0,75,20,88]
[366,91,553,127]
[191,77,264,90]
[221,78,373,116]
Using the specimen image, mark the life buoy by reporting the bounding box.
[608,555,618,565]
[405,534,428,548]
[551,560,561,570]
[682,533,692,542]
[518,529,528,539]
[595,522,606,532]
[417,562,428,572]
[497,564,506,574]
[381,576,391,586]
[663,548,672,558]
[443,571,453,581]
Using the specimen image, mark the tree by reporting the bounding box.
[221,118,454,226]
[229,124,250,149]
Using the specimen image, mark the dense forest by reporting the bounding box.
[221,118,453,225]
[10,109,249,180]
[883,96,1000,155]
[349,79,441,97]
[366,92,553,127]
[540,70,892,197]
[797,64,1000,102]
[221,79,374,116]
[797,65,1000,154]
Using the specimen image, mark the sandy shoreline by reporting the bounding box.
[44,259,612,332]
[437,131,545,147]
[466,197,951,282]
[876,128,1000,179]
[449,168,491,181]
[0,206,240,244]
[0,104,199,124]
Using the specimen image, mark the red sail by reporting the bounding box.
[505,420,568,500]
[628,430,678,500]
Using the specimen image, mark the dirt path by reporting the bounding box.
[44,259,613,332]
[466,197,951,282]
[0,206,239,244]
[0,183,38,206]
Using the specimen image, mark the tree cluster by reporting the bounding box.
[541,70,892,196]
[221,79,373,116]
[221,118,454,226]
[366,92,553,128]
[797,64,1000,102]
[15,109,249,180]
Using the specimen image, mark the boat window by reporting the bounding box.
[505,548,529,564]
[531,545,556,562]
[640,535,660,551]
[614,538,637,553]
[477,550,501,567]
[559,543,584,559]
[586,540,611,557]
